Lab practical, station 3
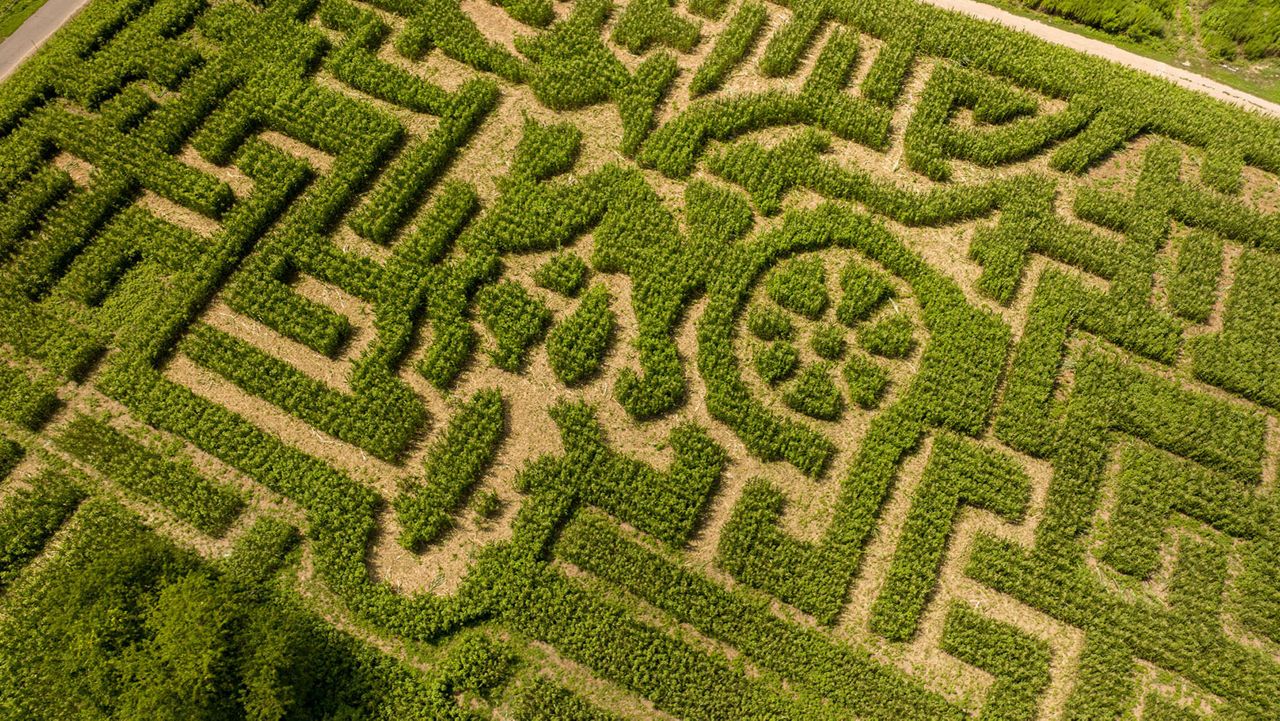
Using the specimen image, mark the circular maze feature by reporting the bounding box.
[0,0,1279,718]
[736,249,922,424]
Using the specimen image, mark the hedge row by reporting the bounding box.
[710,203,1010,620]
[968,344,1280,718]
[546,283,615,385]
[938,602,1052,721]
[1100,444,1261,579]
[555,509,966,720]
[690,1,766,97]
[179,322,427,463]
[0,471,85,591]
[903,62,1095,182]
[519,400,726,547]
[868,432,1030,641]
[0,363,59,430]
[510,677,621,721]
[394,389,505,550]
[612,0,700,55]
[56,414,245,536]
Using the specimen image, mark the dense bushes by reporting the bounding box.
[0,501,484,721]
[868,433,1030,641]
[1191,249,1280,411]
[57,415,245,536]
[555,509,966,721]
[3,0,1280,714]
[1018,0,1171,40]
[857,313,914,357]
[179,323,427,462]
[766,256,829,318]
[690,1,766,96]
[842,353,888,408]
[0,364,59,429]
[746,304,792,340]
[836,261,892,325]
[511,678,620,721]
[525,400,726,547]
[532,252,587,297]
[938,602,1052,720]
[753,341,799,383]
[546,284,615,385]
[395,389,505,550]
[611,0,700,55]
[0,472,84,590]
[476,281,552,373]
[783,363,843,420]
[810,323,846,359]
[903,62,1095,182]
[1202,0,1280,59]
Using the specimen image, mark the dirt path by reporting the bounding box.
[918,0,1280,117]
[1,0,1278,110]
[0,0,90,80]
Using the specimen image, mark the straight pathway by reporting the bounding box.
[0,0,91,80]
[919,0,1280,117]
[1,0,1279,118]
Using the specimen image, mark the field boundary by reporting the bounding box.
[0,0,89,80]
[3,0,1280,116]
[918,0,1280,117]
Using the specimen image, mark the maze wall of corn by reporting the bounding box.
[1,0,1279,717]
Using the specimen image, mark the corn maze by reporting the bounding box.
[1,0,1279,717]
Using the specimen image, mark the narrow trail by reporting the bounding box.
[0,0,91,80]
[919,0,1280,117]
[1,0,1279,115]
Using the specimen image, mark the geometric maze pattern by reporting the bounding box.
[1,0,1279,717]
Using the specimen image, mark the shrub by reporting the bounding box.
[0,472,84,590]
[476,281,552,372]
[837,261,892,325]
[747,304,793,340]
[395,389,506,550]
[472,490,502,521]
[57,415,245,536]
[938,602,1051,720]
[1168,231,1223,323]
[783,363,843,420]
[758,0,827,77]
[690,1,766,96]
[766,256,829,319]
[753,341,799,384]
[842,353,889,409]
[0,364,59,430]
[858,313,914,358]
[546,284,615,385]
[612,0,700,55]
[868,433,1030,641]
[511,677,621,721]
[810,323,847,360]
[533,252,588,297]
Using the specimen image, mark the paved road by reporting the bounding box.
[1,0,1279,117]
[0,0,91,80]
[919,0,1280,117]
